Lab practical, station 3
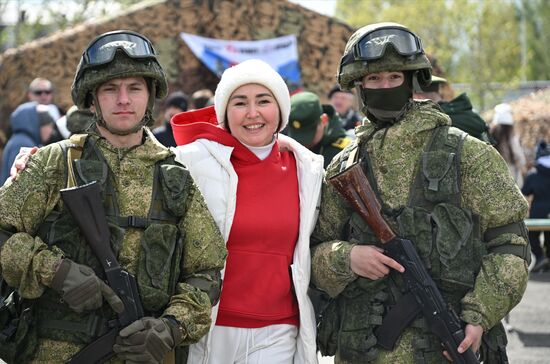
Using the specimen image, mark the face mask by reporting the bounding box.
[359,75,413,124]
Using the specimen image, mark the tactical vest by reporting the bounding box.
[317,126,512,364]
[31,135,190,347]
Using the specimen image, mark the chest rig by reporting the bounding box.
[324,126,488,363]
[34,134,190,346]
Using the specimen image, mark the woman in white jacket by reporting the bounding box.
[171,59,323,364]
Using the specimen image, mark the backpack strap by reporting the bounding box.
[59,134,88,189]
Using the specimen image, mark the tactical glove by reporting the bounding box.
[113,316,184,363]
[51,259,124,313]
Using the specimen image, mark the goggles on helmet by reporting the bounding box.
[342,27,424,68]
[76,31,157,81]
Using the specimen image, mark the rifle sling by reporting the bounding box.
[69,327,118,364]
[41,315,109,337]
[374,292,421,350]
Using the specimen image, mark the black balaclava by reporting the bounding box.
[357,71,413,126]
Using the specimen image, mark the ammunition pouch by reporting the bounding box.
[319,278,387,362]
[316,293,339,357]
[137,223,183,312]
[0,281,38,364]
[480,322,509,364]
[31,136,190,348]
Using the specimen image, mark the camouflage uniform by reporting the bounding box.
[0,125,226,362]
[0,30,226,363]
[312,101,529,363]
[313,105,352,168]
[311,23,529,364]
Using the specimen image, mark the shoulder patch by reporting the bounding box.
[331,137,352,149]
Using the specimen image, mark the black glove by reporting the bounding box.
[113,317,184,363]
[51,259,124,313]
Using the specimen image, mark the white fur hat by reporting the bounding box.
[214,59,290,131]
[493,103,514,125]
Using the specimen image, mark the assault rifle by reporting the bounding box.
[60,181,144,364]
[329,163,479,364]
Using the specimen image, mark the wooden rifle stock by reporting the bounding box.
[328,163,395,244]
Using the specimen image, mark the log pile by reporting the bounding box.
[0,0,354,130]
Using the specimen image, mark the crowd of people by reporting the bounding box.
[0,21,545,364]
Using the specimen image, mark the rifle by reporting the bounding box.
[60,181,144,364]
[328,163,479,364]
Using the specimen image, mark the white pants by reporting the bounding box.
[197,324,298,364]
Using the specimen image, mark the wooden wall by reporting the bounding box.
[0,0,354,129]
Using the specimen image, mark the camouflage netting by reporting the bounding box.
[0,0,354,131]
[482,87,550,166]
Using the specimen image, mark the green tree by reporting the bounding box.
[334,0,531,110]
[524,0,550,80]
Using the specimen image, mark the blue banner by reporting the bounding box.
[181,33,302,90]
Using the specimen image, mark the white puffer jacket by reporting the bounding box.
[173,133,323,364]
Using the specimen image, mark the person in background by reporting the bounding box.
[288,91,351,168]
[65,105,95,135]
[0,103,55,184]
[522,140,550,272]
[171,59,322,364]
[191,88,214,109]
[490,102,526,186]
[153,91,189,147]
[413,75,494,144]
[27,77,65,121]
[327,85,361,134]
[311,22,529,364]
[55,105,77,139]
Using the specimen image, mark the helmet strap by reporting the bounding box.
[412,70,423,94]
[144,79,156,127]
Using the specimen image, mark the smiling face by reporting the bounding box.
[94,76,149,134]
[361,71,405,89]
[226,83,280,147]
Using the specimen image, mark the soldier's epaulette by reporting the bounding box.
[331,137,352,149]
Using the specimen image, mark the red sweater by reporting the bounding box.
[171,115,300,328]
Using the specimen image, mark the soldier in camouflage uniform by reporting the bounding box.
[288,91,352,168]
[65,105,95,135]
[413,75,494,145]
[311,23,530,364]
[0,30,226,363]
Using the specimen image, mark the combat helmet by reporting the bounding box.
[337,22,432,90]
[71,30,168,119]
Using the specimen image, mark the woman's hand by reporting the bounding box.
[6,146,38,184]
